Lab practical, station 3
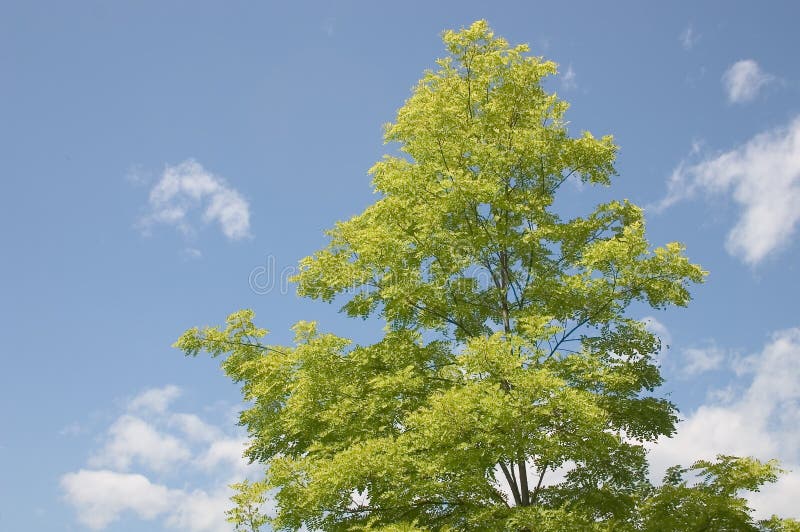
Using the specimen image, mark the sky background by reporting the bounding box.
[2,1,799,530]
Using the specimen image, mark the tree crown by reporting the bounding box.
[176,21,794,531]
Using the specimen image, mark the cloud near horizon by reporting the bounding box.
[648,327,800,519]
[61,386,264,531]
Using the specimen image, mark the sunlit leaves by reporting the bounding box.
[175,20,793,531]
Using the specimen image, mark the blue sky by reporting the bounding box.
[2,2,799,530]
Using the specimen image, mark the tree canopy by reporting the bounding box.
[176,20,797,531]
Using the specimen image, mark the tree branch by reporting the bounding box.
[500,463,523,506]
[518,460,530,506]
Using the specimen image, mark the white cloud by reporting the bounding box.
[129,384,182,413]
[61,470,178,529]
[165,488,232,532]
[747,469,800,519]
[679,24,699,51]
[561,64,577,90]
[62,385,264,531]
[170,412,223,443]
[196,436,252,474]
[89,415,191,473]
[138,159,251,241]
[681,344,725,376]
[654,117,800,265]
[722,59,774,103]
[649,328,800,519]
[61,470,233,532]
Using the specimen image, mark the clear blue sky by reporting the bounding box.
[1,2,799,530]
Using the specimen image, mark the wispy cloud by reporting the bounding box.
[653,116,800,265]
[722,59,774,103]
[138,160,251,241]
[183,247,203,260]
[643,318,727,376]
[679,24,699,51]
[648,328,800,519]
[681,343,726,376]
[561,64,577,90]
[537,37,551,52]
[322,17,335,37]
[61,386,265,531]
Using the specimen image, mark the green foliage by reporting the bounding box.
[175,21,793,530]
[639,456,787,532]
[227,479,270,532]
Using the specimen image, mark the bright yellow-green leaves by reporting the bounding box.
[175,20,793,531]
[639,456,789,532]
[227,480,270,532]
[294,21,702,341]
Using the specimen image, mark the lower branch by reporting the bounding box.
[500,463,523,506]
[518,460,530,506]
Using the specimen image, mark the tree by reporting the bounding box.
[176,21,795,531]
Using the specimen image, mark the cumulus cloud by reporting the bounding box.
[138,159,251,241]
[654,117,800,265]
[61,469,233,532]
[61,470,178,529]
[165,488,233,532]
[170,412,223,443]
[649,328,800,519]
[196,436,252,474]
[62,386,263,531]
[89,415,191,473]
[722,59,774,103]
[129,384,182,413]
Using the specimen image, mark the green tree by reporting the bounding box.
[176,21,793,531]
